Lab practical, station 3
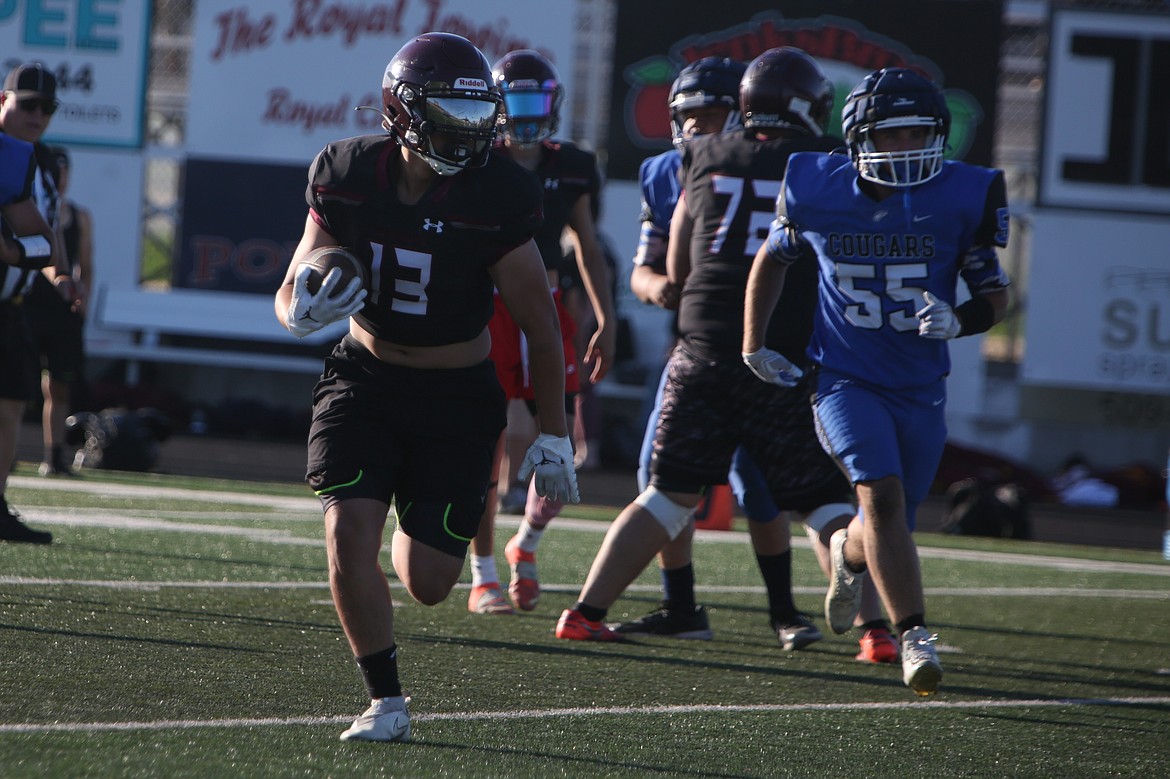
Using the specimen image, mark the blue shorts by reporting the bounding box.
[811,369,946,530]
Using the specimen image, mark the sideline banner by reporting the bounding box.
[1039,9,1170,215]
[605,0,1001,181]
[0,2,151,148]
[186,0,577,165]
[1024,211,1170,394]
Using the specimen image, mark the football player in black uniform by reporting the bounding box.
[556,48,861,646]
[1,64,67,544]
[1,130,59,544]
[275,33,579,742]
[25,145,92,478]
[465,49,617,615]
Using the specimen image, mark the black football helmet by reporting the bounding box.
[380,32,502,176]
[842,67,950,187]
[739,47,833,137]
[492,49,564,146]
[667,56,746,149]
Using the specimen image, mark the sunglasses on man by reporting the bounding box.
[6,92,59,115]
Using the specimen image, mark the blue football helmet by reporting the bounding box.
[668,56,746,149]
[842,67,951,187]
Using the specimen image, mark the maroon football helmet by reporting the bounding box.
[492,49,564,145]
[739,47,833,136]
[381,32,503,175]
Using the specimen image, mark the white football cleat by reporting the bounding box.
[901,627,943,696]
[340,695,411,742]
[824,528,865,634]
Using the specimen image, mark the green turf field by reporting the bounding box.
[2,471,1168,778]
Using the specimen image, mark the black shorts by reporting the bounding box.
[306,335,507,557]
[650,344,850,513]
[24,296,84,382]
[0,301,39,401]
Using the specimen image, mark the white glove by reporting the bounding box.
[916,291,961,340]
[742,348,804,387]
[285,264,367,338]
[517,433,580,504]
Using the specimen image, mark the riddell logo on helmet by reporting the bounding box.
[455,77,488,90]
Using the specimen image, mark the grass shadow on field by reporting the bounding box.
[57,542,328,575]
[407,738,766,779]
[400,631,917,695]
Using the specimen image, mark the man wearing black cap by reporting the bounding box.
[0,63,70,542]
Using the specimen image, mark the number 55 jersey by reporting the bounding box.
[779,152,1011,389]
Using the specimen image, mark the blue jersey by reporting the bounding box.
[0,134,39,301]
[0,134,36,206]
[633,149,682,272]
[777,152,1010,389]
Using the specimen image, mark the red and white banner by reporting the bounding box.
[186,0,577,164]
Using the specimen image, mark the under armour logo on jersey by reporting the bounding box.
[423,219,444,233]
[544,178,559,190]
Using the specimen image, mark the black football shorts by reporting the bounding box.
[650,343,850,513]
[307,335,506,557]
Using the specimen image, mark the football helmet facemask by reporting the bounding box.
[842,67,950,188]
[739,47,833,137]
[492,49,564,146]
[380,32,502,176]
[668,56,746,149]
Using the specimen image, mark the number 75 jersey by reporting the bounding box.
[779,152,1011,389]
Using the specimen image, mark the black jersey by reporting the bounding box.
[677,131,841,362]
[496,139,600,271]
[308,135,543,347]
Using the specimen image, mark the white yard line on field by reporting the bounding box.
[2,696,1169,735]
[0,575,1164,602]
[16,503,1170,578]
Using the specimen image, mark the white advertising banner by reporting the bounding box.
[1039,9,1170,215]
[0,2,151,148]
[1022,210,1170,393]
[186,0,577,165]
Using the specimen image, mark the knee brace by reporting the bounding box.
[803,502,855,534]
[634,487,694,540]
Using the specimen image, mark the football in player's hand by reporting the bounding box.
[298,246,367,295]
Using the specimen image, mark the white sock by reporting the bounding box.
[516,520,545,554]
[470,554,499,587]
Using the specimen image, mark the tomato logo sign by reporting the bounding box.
[623,55,681,146]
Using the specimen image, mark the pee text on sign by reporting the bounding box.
[0,1,152,148]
